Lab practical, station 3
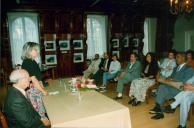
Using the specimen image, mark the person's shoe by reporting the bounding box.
[149,105,162,114]
[164,105,176,113]
[99,89,106,93]
[151,113,164,120]
[114,78,118,82]
[128,98,135,104]
[113,96,123,100]
[132,100,141,106]
[100,86,106,89]
[177,125,186,128]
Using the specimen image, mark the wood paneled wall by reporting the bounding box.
[1,6,176,78]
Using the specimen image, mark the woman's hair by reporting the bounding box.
[146,52,156,62]
[168,49,177,56]
[21,42,39,60]
[186,49,194,59]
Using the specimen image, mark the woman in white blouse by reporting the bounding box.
[100,54,121,92]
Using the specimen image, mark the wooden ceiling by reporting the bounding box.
[3,0,169,13]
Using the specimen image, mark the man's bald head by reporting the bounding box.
[10,69,30,89]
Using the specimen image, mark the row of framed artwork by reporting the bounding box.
[112,38,139,48]
[46,50,139,65]
[45,53,84,65]
[44,40,83,51]
[112,49,138,59]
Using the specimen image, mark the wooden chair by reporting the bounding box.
[188,104,194,127]
[145,72,160,104]
[0,111,8,128]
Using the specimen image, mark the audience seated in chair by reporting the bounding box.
[159,50,177,78]
[4,69,50,128]
[163,74,194,128]
[114,53,141,100]
[128,52,159,106]
[149,53,194,120]
[93,52,112,86]
[164,54,194,128]
[83,54,101,79]
[99,54,121,93]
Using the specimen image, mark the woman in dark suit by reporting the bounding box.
[128,52,159,106]
[21,42,48,119]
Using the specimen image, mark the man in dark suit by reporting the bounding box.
[150,53,194,119]
[4,69,50,128]
[93,52,112,85]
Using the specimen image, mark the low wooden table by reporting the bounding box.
[43,79,131,128]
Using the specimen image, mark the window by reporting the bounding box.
[86,15,108,59]
[8,13,40,67]
[143,18,157,55]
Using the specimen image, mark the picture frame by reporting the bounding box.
[123,36,129,47]
[112,51,120,59]
[45,55,57,65]
[44,41,56,51]
[73,40,83,50]
[132,49,138,54]
[73,53,84,63]
[133,38,139,47]
[59,40,70,51]
[112,39,119,48]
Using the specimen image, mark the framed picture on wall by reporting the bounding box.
[112,51,120,59]
[123,36,129,47]
[132,49,138,54]
[45,55,57,65]
[59,40,70,51]
[73,40,83,50]
[133,38,139,47]
[112,39,119,48]
[44,41,56,51]
[73,53,84,63]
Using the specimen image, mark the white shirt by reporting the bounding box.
[109,60,121,74]
[13,85,27,98]
[177,63,186,72]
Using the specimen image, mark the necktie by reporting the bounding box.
[177,66,181,72]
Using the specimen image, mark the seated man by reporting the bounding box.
[93,52,111,85]
[159,50,177,78]
[4,69,50,128]
[83,54,101,79]
[114,53,141,99]
[150,53,194,120]
[164,74,194,128]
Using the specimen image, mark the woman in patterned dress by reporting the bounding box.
[21,42,48,120]
[128,52,159,106]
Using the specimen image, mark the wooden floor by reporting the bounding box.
[104,90,193,128]
[1,83,193,128]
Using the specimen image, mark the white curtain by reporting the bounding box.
[143,18,157,55]
[86,15,107,59]
[8,12,40,67]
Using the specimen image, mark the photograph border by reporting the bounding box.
[59,40,70,51]
[112,50,120,59]
[73,53,84,63]
[44,41,56,51]
[123,36,129,47]
[112,39,119,48]
[73,40,83,50]
[45,54,57,65]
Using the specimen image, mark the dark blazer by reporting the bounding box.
[171,64,194,83]
[99,58,112,70]
[4,87,45,128]
[143,61,159,78]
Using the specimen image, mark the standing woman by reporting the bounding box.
[128,52,159,106]
[21,42,48,119]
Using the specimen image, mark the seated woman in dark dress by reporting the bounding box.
[128,52,159,106]
[21,42,48,120]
